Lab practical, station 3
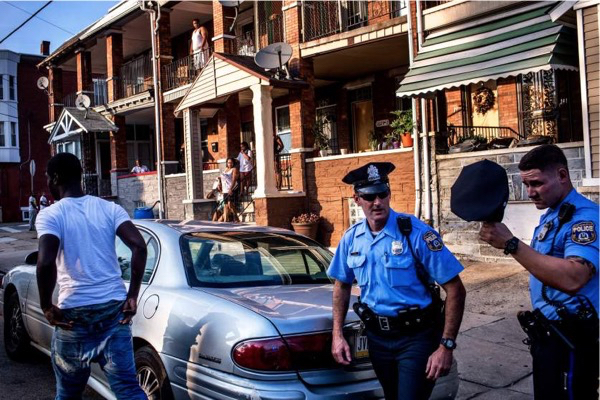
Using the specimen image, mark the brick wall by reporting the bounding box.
[497,77,519,133]
[445,88,463,127]
[254,196,307,230]
[117,172,159,217]
[306,149,415,246]
[436,144,588,262]
[165,174,186,219]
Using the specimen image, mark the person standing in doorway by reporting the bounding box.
[274,134,285,189]
[328,162,466,400]
[36,152,148,399]
[28,192,39,231]
[190,19,209,69]
[479,144,598,399]
[237,141,253,196]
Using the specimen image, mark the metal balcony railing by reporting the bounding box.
[236,35,256,56]
[276,153,292,190]
[62,77,108,108]
[257,13,284,50]
[116,53,153,99]
[302,1,407,42]
[163,49,211,91]
[447,125,524,146]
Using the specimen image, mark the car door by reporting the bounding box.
[90,228,161,386]
[24,267,58,351]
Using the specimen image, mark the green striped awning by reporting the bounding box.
[397,4,578,97]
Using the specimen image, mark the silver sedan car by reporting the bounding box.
[1,220,458,399]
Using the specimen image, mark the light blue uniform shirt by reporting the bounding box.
[327,209,464,317]
[530,188,599,320]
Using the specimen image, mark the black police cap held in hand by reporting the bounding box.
[342,162,395,194]
[451,159,509,222]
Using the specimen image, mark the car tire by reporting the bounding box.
[4,291,31,360]
[135,346,174,400]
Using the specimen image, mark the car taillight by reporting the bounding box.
[233,332,336,372]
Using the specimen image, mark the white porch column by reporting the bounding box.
[184,109,203,199]
[251,84,278,197]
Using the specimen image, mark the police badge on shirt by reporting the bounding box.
[571,221,597,245]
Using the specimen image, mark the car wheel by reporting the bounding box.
[4,291,31,360]
[135,346,174,400]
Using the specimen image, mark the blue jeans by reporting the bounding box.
[366,326,441,400]
[51,300,147,400]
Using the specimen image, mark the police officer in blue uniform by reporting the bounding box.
[328,162,466,400]
[479,145,599,400]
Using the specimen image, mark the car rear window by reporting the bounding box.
[180,232,333,287]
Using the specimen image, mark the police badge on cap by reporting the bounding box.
[342,162,395,194]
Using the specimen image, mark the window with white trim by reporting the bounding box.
[10,122,16,147]
[0,75,3,100]
[56,140,81,158]
[0,122,5,147]
[275,105,291,154]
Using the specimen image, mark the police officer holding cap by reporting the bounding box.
[328,162,466,399]
[478,144,599,399]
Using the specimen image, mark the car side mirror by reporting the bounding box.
[25,251,38,265]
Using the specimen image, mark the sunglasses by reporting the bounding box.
[357,190,390,202]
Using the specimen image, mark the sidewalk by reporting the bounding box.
[0,226,534,399]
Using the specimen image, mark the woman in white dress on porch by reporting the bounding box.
[220,158,239,222]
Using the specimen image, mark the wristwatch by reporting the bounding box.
[440,337,457,350]
[504,236,519,255]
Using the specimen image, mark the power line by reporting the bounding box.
[0,1,53,45]
[5,1,74,36]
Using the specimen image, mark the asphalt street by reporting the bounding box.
[0,222,534,399]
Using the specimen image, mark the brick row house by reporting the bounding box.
[0,50,50,222]
[39,1,598,255]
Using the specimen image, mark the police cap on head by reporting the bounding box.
[342,162,395,194]
[451,159,509,222]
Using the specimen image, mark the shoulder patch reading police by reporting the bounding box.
[423,231,443,252]
[571,221,597,245]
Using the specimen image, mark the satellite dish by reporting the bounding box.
[255,42,293,80]
[218,0,244,32]
[37,76,49,90]
[75,94,91,111]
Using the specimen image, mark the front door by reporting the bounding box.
[352,100,374,152]
[97,141,112,196]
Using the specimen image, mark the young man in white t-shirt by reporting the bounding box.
[36,152,147,399]
[237,141,253,196]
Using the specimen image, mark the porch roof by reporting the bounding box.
[49,107,117,144]
[397,5,578,97]
[175,52,308,116]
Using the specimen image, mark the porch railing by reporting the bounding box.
[277,153,292,190]
[163,49,211,91]
[302,1,407,42]
[257,13,284,50]
[117,53,153,99]
[62,77,108,108]
[447,125,524,146]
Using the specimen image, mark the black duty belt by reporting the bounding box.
[368,303,443,335]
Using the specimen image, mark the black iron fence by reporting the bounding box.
[257,12,284,50]
[163,49,211,91]
[116,53,153,99]
[302,1,407,42]
[277,153,292,190]
[447,125,524,146]
[62,78,108,108]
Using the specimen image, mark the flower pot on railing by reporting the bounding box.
[401,133,413,148]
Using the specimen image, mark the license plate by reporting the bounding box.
[354,333,369,359]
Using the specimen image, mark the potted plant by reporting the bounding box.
[313,121,330,157]
[390,109,414,148]
[368,130,379,152]
[291,212,320,240]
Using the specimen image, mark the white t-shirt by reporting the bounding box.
[35,195,130,309]
[237,150,253,173]
[40,195,48,210]
[29,196,37,213]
